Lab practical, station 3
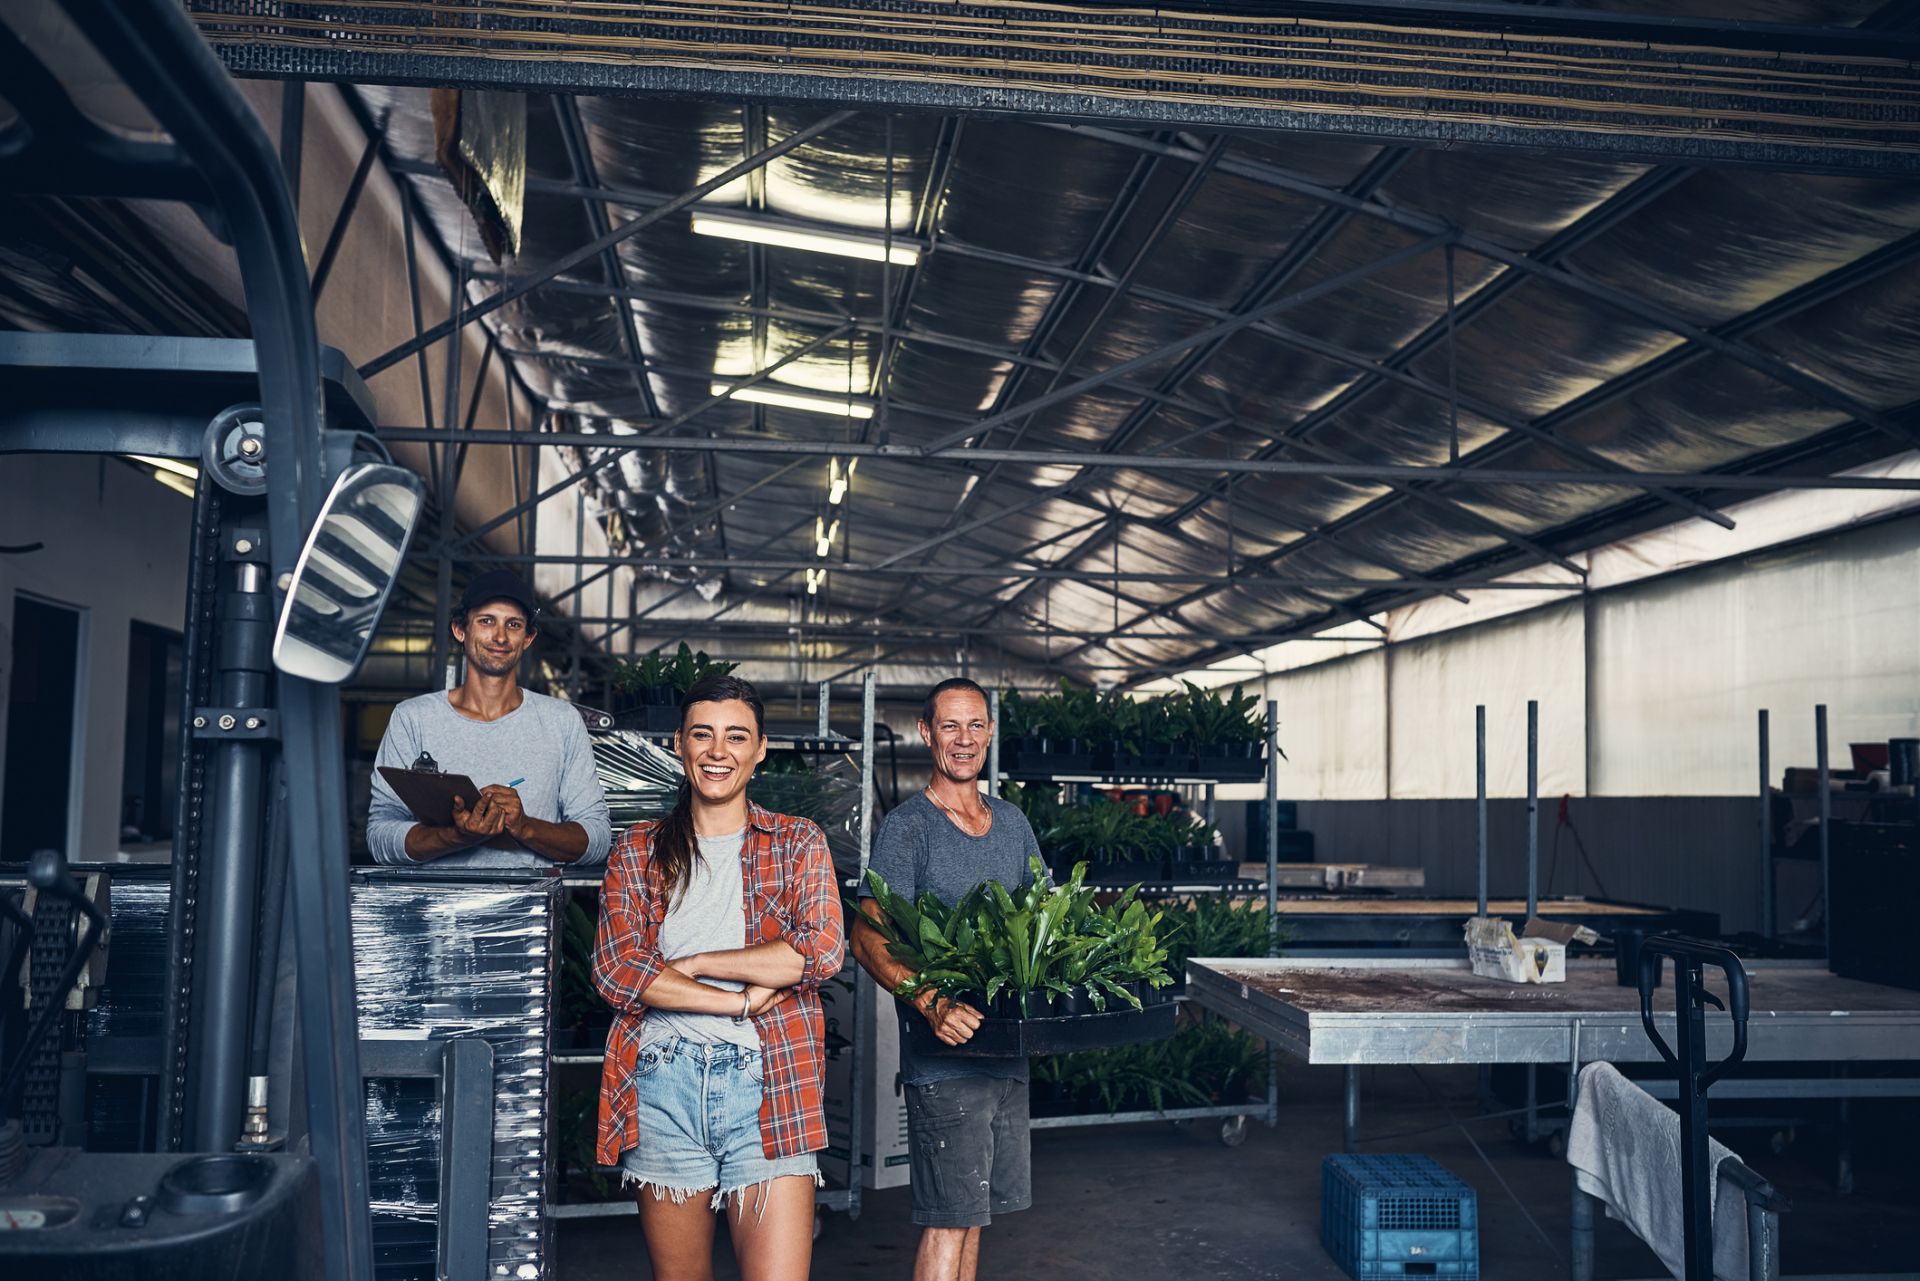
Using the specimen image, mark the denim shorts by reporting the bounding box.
[617,1036,819,1211]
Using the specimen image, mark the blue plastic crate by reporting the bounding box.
[1321,1154,1479,1280]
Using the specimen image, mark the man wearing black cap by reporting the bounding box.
[366,570,611,868]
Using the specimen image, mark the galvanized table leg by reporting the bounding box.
[1570,1183,1597,1281]
[1343,1065,1360,1152]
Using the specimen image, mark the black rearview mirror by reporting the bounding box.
[271,462,424,684]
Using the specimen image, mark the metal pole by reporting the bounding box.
[188,553,272,1152]
[1527,699,1539,921]
[1476,704,1488,919]
[1759,709,1773,939]
[988,688,1001,788]
[852,671,876,1219]
[1816,704,1830,956]
[1570,1184,1597,1281]
[1343,1064,1360,1153]
[1266,699,1280,934]
[1266,698,1281,1130]
[817,679,830,738]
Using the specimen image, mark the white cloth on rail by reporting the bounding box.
[1566,1061,1750,1281]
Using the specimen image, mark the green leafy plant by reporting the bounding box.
[609,649,669,696]
[1161,895,1286,977]
[1032,1014,1270,1114]
[859,856,1173,1018]
[662,641,738,693]
[999,781,1063,836]
[998,689,1039,741]
[555,1083,610,1197]
[1179,681,1264,749]
[558,898,609,1031]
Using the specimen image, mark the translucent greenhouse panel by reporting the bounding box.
[1590,514,1920,797]
[1386,599,1587,800]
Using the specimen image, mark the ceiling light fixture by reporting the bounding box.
[806,566,824,596]
[691,210,920,266]
[827,456,857,505]
[710,381,875,420]
[129,454,199,496]
[814,516,840,558]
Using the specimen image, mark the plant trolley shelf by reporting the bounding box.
[989,688,1286,1142]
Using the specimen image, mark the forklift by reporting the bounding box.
[0,1,427,1275]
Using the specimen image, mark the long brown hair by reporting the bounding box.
[657,674,766,902]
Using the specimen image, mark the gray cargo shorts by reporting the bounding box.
[902,1075,1032,1229]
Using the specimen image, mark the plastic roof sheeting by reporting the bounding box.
[345,4,1920,683]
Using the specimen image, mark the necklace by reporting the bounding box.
[924,787,990,837]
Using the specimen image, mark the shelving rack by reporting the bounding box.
[987,691,1285,1143]
[546,673,878,1222]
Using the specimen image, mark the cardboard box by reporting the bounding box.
[821,966,913,1190]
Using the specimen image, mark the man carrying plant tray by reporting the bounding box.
[852,677,1044,1281]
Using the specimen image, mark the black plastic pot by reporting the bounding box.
[1167,857,1235,883]
[645,682,679,708]
[905,1000,1177,1058]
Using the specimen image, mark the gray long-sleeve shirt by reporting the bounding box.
[366,689,612,869]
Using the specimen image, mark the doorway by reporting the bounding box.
[3,593,83,860]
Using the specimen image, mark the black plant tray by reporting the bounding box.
[613,704,683,733]
[907,1000,1175,1059]
[1165,858,1236,882]
[1072,857,1168,885]
[1192,754,1267,782]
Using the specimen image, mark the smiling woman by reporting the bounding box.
[592,672,846,1281]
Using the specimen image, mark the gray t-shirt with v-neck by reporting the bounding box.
[641,829,761,1051]
[860,791,1042,1084]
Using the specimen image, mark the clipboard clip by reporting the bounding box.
[410,750,441,773]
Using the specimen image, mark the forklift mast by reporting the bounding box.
[0,1,382,1276]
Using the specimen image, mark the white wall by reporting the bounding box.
[1259,512,1920,801]
[1590,514,1920,794]
[0,453,193,859]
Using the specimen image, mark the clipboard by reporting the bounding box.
[378,767,483,827]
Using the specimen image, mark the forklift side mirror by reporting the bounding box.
[271,462,424,684]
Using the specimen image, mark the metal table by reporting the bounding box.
[1186,957,1920,1152]
[1252,896,1717,949]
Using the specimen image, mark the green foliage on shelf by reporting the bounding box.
[1038,801,1220,865]
[1162,895,1286,977]
[607,643,739,699]
[558,898,607,1031]
[860,857,1173,1016]
[1031,1014,1270,1114]
[555,1083,610,1198]
[998,679,1267,754]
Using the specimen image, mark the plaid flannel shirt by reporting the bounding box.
[592,802,846,1165]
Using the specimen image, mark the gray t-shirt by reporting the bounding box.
[640,829,760,1051]
[366,689,612,869]
[860,791,1042,1084]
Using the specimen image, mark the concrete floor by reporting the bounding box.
[556,1065,1920,1279]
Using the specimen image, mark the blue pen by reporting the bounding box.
[506,777,526,788]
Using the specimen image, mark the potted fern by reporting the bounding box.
[859,857,1175,1056]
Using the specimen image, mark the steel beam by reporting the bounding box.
[373,428,1920,493]
[195,2,1920,175]
[356,109,856,379]
[308,122,383,305]
[442,553,1585,589]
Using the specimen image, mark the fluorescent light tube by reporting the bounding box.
[691,213,919,266]
[711,381,874,419]
[131,454,199,480]
[149,468,198,498]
